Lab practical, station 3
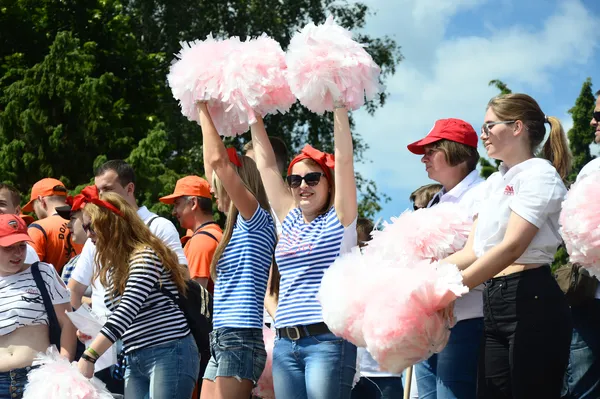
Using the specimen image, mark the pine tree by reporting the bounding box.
[566,77,596,184]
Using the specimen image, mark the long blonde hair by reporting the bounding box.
[85,193,187,298]
[210,155,274,281]
[487,93,572,180]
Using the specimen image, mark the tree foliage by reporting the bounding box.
[566,77,596,184]
[0,0,401,220]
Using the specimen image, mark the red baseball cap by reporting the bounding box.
[22,178,68,213]
[0,215,31,247]
[407,118,478,155]
[159,176,212,204]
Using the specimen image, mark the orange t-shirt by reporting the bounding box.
[28,214,83,274]
[184,223,222,294]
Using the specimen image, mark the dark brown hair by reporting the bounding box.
[410,184,443,209]
[0,183,21,208]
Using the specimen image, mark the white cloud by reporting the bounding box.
[354,0,600,197]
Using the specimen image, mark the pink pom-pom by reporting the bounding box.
[285,15,381,114]
[318,247,379,347]
[362,262,467,373]
[560,171,600,275]
[253,327,276,399]
[24,346,113,399]
[169,34,295,137]
[365,203,472,265]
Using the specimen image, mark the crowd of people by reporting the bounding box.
[0,90,599,399]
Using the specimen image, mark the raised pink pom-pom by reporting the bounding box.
[24,346,113,399]
[285,15,381,114]
[168,34,295,137]
[560,171,600,276]
[253,327,276,399]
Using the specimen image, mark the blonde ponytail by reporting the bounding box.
[542,116,572,181]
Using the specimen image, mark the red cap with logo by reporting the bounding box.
[407,118,478,155]
[0,215,31,247]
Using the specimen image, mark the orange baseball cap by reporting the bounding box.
[19,214,35,226]
[159,176,211,204]
[0,215,31,247]
[22,178,68,213]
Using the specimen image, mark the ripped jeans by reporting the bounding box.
[203,327,266,384]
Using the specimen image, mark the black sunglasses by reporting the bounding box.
[82,222,95,234]
[286,172,325,188]
[593,111,600,123]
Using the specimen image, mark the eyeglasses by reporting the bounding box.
[592,111,600,123]
[82,223,95,234]
[481,120,516,135]
[286,172,325,189]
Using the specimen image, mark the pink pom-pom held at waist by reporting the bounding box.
[559,171,600,276]
[23,346,113,399]
[285,15,382,114]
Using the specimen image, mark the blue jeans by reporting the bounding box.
[351,376,404,399]
[415,317,483,399]
[124,334,199,399]
[562,299,600,399]
[203,327,266,383]
[273,332,357,399]
[0,367,32,399]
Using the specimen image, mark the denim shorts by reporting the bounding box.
[203,327,266,384]
[0,366,36,399]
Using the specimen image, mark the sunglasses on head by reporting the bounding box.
[286,172,325,189]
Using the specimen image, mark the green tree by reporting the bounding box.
[566,77,596,184]
[0,0,400,219]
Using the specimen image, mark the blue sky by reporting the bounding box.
[352,0,600,223]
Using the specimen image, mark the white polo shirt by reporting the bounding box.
[574,157,600,298]
[473,158,566,264]
[70,206,187,371]
[429,170,485,322]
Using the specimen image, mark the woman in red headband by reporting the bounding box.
[74,188,199,398]
[196,103,276,399]
[250,102,358,398]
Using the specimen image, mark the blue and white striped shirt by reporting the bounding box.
[213,206,276,329]
[275,207,357,328]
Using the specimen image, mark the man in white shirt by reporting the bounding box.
[67,160,188,393]
[562,90,600,399]
[0,183,40,264]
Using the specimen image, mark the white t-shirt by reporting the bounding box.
[428,170,485,322]
[473,158,566,264]
[25,244,40,264]
[69,206,187,370]
[0,262,70,335]
[575,157,600,298]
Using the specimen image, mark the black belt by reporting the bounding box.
[276,322,331,340]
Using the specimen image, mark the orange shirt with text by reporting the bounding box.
[28,214,83,274]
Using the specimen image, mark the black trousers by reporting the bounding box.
[478,265,572,399]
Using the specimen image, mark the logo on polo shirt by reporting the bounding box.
[504,185,515,196]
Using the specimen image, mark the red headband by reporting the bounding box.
[69,185,124,217]
[287,145,335,182]
[227,147,242,167]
